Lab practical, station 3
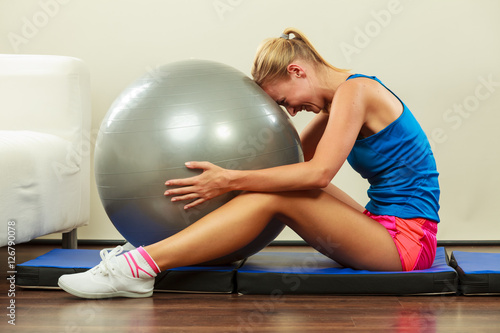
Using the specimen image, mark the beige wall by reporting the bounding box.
[1,0,499,242]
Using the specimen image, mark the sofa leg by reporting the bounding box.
[62,229,78,249]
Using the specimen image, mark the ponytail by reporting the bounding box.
[252,28,347,86]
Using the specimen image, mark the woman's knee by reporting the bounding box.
[237,191,282,208]
[237,190,302,215]
[238,189,323,216]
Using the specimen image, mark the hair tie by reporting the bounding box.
[280,33,289,40]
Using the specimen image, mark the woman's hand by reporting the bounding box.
[164,161,233,210]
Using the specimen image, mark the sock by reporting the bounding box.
[120,247,161,279]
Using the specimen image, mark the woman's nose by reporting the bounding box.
[286,106,297,116]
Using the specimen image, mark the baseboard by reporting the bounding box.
[27,239,500,247]
[27,239,127,246]
[436,240,500,246]
[270,240,500,247]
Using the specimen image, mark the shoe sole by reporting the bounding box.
[58,279,153,299]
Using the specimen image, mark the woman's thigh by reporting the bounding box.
[262,189,402,271]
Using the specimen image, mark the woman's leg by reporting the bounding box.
[146,188,402,272]
[322,183,366,212]
[58,187,402,299]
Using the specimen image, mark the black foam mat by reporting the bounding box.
[450,251,500,295]
[16,247,461,295]
[236,247,458,295]
[16,249,238,293]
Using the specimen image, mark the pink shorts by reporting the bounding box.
[364,210,438,271]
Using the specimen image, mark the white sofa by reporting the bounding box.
[0,55,91,248]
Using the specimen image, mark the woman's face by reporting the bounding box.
[262,65,325,117]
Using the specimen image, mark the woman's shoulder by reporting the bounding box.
[339,74,398,104]
[334,74,381,107]
[341,74,381,89]
[336,74,404,136]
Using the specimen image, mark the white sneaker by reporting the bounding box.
[58,246,155,299]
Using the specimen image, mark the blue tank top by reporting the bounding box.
[346,74,440,222]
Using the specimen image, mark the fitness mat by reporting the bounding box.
[15,249,238,293]
[450,251,500,295]
[236,247,458,295]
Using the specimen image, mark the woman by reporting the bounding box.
[58,28,440,299]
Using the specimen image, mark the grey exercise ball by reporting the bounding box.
[95,59,303,264]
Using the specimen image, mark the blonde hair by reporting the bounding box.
[252,27,347,86]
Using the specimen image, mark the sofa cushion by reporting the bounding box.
[0,130,84,246]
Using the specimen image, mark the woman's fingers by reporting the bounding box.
[182,198,206,210]
[164,161,211,187]
[185,161,212,170]
[164,161,225,209]
[164,185,196,196]
[169,192,199,202]
[165,176,196,187]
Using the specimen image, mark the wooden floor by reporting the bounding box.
[1,244,500,332]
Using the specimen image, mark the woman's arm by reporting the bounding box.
[231,80,367,191]
[166,80,368,209]
[300,111,329,162]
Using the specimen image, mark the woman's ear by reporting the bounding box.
[287,63,306,78]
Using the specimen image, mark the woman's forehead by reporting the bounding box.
[262,80,286,98]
